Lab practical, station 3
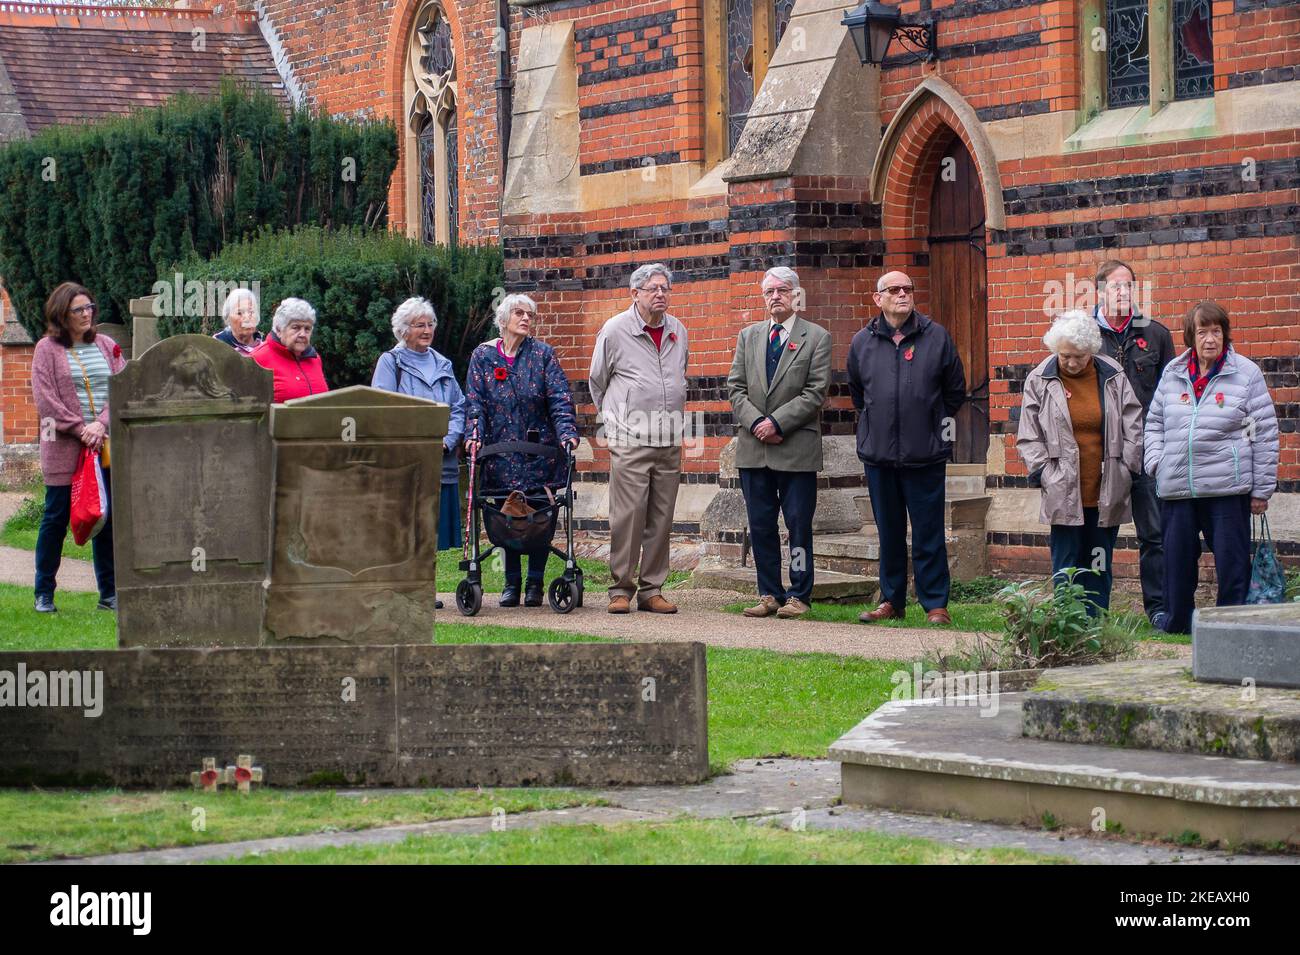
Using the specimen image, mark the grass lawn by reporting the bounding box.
[0,583,115,650]
[221,818,1068,865]
[1,492,90,561]
[0,789,603,864]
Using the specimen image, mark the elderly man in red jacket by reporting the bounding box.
[252,298,329,402]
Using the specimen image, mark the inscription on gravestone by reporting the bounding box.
[0,643,709,787]
[110,335,273,648]
[264,386,449,645]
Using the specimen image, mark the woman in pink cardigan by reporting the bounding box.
[30,282,126,613]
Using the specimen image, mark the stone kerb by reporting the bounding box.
[263,385,449,646]
[110,334,273,648]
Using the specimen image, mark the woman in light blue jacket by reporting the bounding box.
[1143,302,1279,633]
[371,297,467,555]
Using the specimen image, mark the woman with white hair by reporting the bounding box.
[1015,309,1144,613]
[464,293,579,608]
[251,297,328,402]
[214,288,264,356]
[371,296,466,552]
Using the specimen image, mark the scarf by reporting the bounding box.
[1187,350,1227,400]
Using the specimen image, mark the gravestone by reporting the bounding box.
[0,642,709,787]
[109,335,274,647]
[1193,604,1300,689]
[263,386,449,645]
[128,296,160,357]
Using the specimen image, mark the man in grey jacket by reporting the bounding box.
[726,267,833,619]
[589,263,689,614]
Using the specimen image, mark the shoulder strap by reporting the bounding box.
[391,350,403,393]
[68,347,97,417]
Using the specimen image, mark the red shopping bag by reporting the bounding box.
[69,447,108,546]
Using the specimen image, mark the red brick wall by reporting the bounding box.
[1,344,37,445]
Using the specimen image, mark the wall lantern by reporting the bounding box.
[840,1,937,66]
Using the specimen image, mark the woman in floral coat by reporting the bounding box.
[465,294,579,608]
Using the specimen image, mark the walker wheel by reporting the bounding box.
[548,577,577,614]
[456,579,483,616]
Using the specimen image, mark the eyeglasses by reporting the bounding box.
[762,287,793,299]
[880,285,914,297]
[70,303,97,316]
[638,284,671,294]
[409,322,435,330]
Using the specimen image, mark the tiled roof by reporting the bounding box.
[0,4,287,135]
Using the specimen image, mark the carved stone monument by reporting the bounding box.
[110,335,274,648]
[1193,603,1300,690]
[263,386,449,645]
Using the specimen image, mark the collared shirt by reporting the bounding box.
[768,316,794,347]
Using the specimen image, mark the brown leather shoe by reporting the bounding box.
[743,595,781,618]
[608,595,631,614]
[926,607,953,626]
[858,601,905,623]
[775,597,810,619]
[637,594,678,614]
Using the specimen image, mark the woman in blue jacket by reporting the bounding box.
[1144,302,1279,633]
[371,297,467,558]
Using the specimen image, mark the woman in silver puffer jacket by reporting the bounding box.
[1143,302,1279,633]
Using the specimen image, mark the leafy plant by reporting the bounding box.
[0,79,397,337]
[158,226,504,387]
[949,575,1012,603]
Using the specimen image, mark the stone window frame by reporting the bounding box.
[1081,0,1213,122]
[403,0,460,245]
[704,0,789,167]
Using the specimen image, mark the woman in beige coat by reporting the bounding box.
[1016,310,1144,614]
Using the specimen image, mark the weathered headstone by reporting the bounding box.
[0,642,710,787]
[109,335,273,648]
[263,386,449,645]
[128,295,160,357]
[1193,604,1300,689]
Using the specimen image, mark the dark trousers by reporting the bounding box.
[34,474,115,601]
[1130,472,1165,620]
[502,547,548,584]
[740,467,817,604]
[1049,507,1119,615]
[865,463,949,611]
[1161,494,1251,634]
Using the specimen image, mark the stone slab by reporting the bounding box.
[831,693,1300,846]
[687,563,878,602]
[1022,659,1300,761]
[0,642,708,788]
[1193,604,1300,690]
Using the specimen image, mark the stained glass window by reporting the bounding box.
[727,0,754,153]
[445,109,459,245]
[419,118,438,246]
[1107,0,1150,108]
[774,0,793,48]
[420,14,453,80]
[1174,0,1213,100]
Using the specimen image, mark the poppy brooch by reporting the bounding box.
[111,342,122,360]
[494,367,508,381]
[1215,392,1225,407]
[668,332,678,343]
[1136,338,1148,351]
[788,341,798,351]
[904,347,915,362]
[1180,393,1191,404]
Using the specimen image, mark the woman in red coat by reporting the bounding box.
[251,298,329,402]
[30,282,127,613]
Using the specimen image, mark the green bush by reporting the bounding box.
[994,569,1141,668]
[158,226,504,387]
[0,79,396,337]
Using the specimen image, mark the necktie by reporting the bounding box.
[766,324,783,384]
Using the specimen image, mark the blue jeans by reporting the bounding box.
[1049,507,1119,616]
[34,475,115,601]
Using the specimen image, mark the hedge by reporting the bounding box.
[0,79,397,339]
[158,226,505,387]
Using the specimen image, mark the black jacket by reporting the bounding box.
[1093,306,1174,413]
[847,311,967,467]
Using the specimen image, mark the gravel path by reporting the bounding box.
[0,491,98,594]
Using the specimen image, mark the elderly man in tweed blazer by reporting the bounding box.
[726,267,833,618]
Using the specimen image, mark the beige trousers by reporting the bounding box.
[607,443,681,600]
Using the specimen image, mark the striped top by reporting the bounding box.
[66,342,111,423]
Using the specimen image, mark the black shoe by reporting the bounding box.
[435,599,444,610]
[524,580,543,607]
[34,595,56,613]
[500,584,521,608]
[97,595,117,611]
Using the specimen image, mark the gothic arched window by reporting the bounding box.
[405,1,459,244]
[722,0,797,156]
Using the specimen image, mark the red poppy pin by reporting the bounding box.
[904,347,915,361]
[1215,392,1225,407]
[668,332,677,343]
[493,367,508,381]
[1064,389,1072,399]
[1136,338,1148,350]
[1180,392,1190,403]
[111,342,122,360]
[787,341,797,351]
